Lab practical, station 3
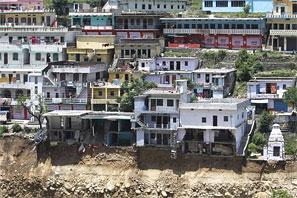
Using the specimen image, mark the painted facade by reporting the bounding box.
[0,0,44,11]
[266,0,297,51]
[247,77,296,113]
[161,17,265,49]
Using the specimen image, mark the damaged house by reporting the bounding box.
[45,110,133,146]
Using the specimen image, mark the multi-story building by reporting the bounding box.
[247,76,296,113]
[133,80,190,149]
[266,0,297,51]
[192,68,236,98]
[179,98,250,156]
[0,0,44,11]
[117,0,189,12]
[161,17,265,49]
[141,57,200,86]
[67,35,115,66]
[202,0,273,13]
[138,57,200,72]
[43,61,108,111]
[0,10,56,26]
[91,81,122,111]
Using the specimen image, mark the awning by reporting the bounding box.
[251,99,269,104]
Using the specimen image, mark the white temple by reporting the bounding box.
[263,124,285,161]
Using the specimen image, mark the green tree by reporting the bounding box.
[243,4,250,14]
[0,126,8,136]
[284,87,297,110]
[252,133,266,147]
[17,95,47,129]
[52,0,68,16]
[258,111,274,133]
[87,0,106,8]
[237,64,252,82]
[117,79,157,112]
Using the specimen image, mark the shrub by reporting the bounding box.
[248,143,258,154]
[272,190,293,198]
[258,111,274,134]
[252,133,267,148]
[285,138,297,155]
[12,123,22,133]
[0,126,8,136]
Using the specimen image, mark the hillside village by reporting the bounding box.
[0,0,297,197]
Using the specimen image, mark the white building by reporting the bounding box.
[116,0,188,12]
[133,80,190,149]
[193,68,236,99]
[179,98,250,156]
[263,124,285,161]
[138,57,200,72]
[247,77,296,114]
[43,61,108,111]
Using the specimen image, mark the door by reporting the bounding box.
[151,99,156,111]
[157,116,162,128]
[213,115,218,126]
[8,74,13,83]
[143,19,147,29]
[4,53,8,64]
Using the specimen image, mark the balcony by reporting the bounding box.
[0,26,68,32]
[249,93,280,99]
[266,13,297,19]
[147,123,172,129]
[52,64,105,73]
[44,98,88,104]
[83,26,113,30]
[0,78,31,89]
[163,28,261,35]
[270,29,297,36]
[91,98,118,104]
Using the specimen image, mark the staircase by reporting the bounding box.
[77,86,88,99]
[136,118,147,128]
[170,131,177,159]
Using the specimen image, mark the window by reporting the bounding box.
[141,62,145,68]
[202,117,207,123]
[157,4,160,9]
[204,1,213,7]
[13,53,18,61]
[216,1,228,7]
[157,99,163,106]
[46,92,50,98]
[151,116,156,122]
[53,53,59,62]
[251,24,259,29]
[125,50,130,56]
[142,4,145,9]
[16,74,20,81]
[173,117,177,123]
[116,73,120,78]
[171,5,174,9]
[192,24,196,29]
[283,84,287,89]
[197,74,201,78]
[110,91,115,96]
[36,53,41,61]
[55,93,59,98]
[98,91,103,96]
[224,116,228,122]
[135,3,137,9]
[185,61,188,66]
[130,19,134,26]
[167,99,174,107]
[164,4,166,9]
[148,4,152,9]
[231,1,245,7]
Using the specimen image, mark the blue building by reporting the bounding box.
[69,13,114,27]
[202,0,273,13]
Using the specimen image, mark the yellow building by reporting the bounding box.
[91,82,121,111]
[0,10,56,26]
[67,35,115,65]
[266,0,297,51]
[108,68,142,83]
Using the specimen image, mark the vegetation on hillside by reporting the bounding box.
[117,79,157,112]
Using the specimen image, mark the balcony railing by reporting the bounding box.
[249,93,280,99]
[266,13,297,18]
[147,123,171,129]
[45,98,88,104]
[163,28,261,35]
[270,29,297,36]
[0,25,67,32]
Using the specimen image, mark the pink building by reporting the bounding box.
[0,0,43,11]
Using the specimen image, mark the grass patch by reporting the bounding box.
[255,69,297,77]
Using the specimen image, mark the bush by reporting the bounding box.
[285,138,297,155]
[272,190,293,198]
[252,133,267,148]
[258,111,274,134]
[248,143,258,154]
[0,126,8,136]
[12,123,22,133]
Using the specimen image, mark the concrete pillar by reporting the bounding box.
[284,37,287,51]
